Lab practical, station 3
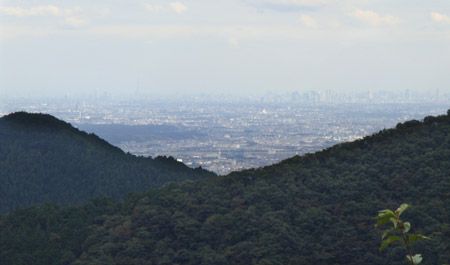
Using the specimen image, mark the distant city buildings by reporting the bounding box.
[1,92,449,174]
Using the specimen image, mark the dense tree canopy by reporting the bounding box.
[0,110,449,264]
[0,112,214,212]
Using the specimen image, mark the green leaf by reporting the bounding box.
[409,234,429,244]
[382,228,395,239]
[379,236,401,251]
[403,222,411,233]
[406,254,422,264]
[374,210,395,222]
[391,217,398,229]
[375,217,393,227]
[376,209,395,219]
[396,204,410,216]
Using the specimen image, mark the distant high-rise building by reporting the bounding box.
[290,91,299,102]
[320,92,326,102]
[326,90,332,102]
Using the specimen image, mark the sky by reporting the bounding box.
[1,0,450,98]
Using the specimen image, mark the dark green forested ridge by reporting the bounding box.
[0,110,449,265]
[0,112,215,213]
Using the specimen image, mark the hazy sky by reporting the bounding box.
[1,0,450,97]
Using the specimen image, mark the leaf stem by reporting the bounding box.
[400,228,414,265]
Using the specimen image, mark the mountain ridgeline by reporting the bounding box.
[0,110,449,265]
[0,112,215,213]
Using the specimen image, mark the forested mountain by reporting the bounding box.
[0,111,449,265]
[0,112,214,212]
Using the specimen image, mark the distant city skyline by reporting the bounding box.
[1,0,450,97]
[1,87,448,104]
[1,97,448,174]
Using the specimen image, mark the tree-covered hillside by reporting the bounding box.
[0,110,449,265]
[0,112,215,212]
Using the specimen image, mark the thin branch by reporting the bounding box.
[400,228,414,265]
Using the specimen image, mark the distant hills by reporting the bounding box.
[0,112,215,212]
[0,110,449,264]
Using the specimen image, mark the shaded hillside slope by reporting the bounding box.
[0,112,215,212]
[1,110,449,265]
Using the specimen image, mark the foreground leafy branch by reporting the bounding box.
[374,204,429,265]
